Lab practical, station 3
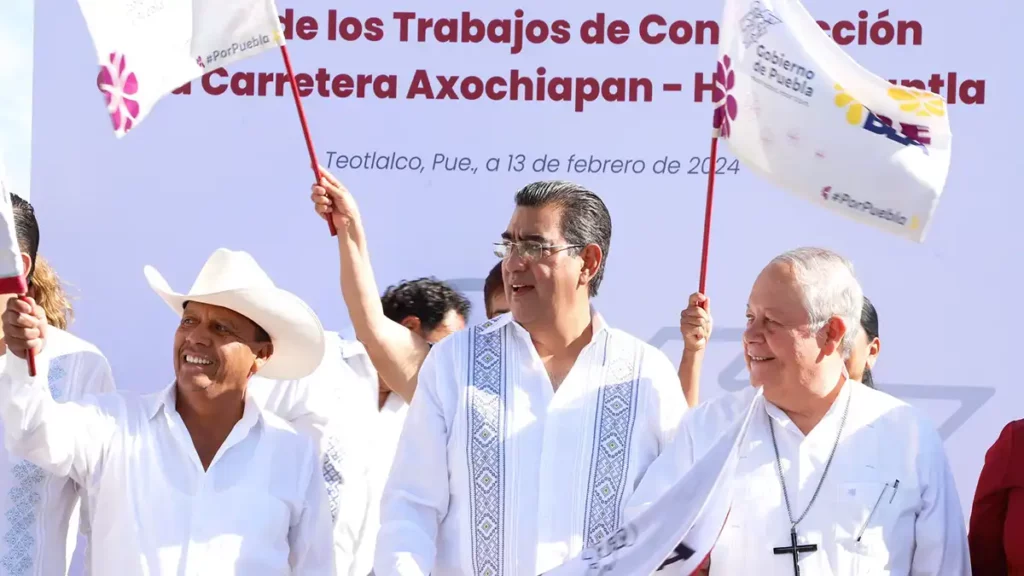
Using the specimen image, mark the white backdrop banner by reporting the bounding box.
[30,1,1021,563]
[0,0,34,200]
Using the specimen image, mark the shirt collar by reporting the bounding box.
[144,381,263,427]
[764,375,855,436]
[479,305,610,336]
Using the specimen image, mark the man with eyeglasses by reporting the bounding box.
[373,180,687,575]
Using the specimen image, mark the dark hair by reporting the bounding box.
[513,181,612,296]
[860,296,879,388]
[483,262,503,315]
[381,277,471,332]
[10,194,39,282]
[8,195,75,329]
[860,296,879,341]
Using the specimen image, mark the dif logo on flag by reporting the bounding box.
[77,0,284,137]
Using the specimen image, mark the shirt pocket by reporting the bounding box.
[832,481,914,576]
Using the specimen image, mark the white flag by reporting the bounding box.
[77,0,284,137]
[0,159,28,295]
[542,390,763,576]
[716,0,952,242]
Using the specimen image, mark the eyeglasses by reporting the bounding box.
[493,241,583,262]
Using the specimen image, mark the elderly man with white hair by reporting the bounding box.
[626,247,969,576]
[0,248,334,573]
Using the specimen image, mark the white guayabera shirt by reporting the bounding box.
[0,326,113,576]
[0,346,335,574]
[375,311,687,576]
[250,331,378,576]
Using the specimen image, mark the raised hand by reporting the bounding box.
[2,296,47,359]
[680,292,713,353]
[310,165,361,232]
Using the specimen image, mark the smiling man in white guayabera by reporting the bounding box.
[0,248,335,574]
[374,181,687,575]
[627,247,969,575]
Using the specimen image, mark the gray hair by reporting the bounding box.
[770,247,864,357]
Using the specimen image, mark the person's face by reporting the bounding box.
[486,289,510,319]
[173,301,271,395]
[845,328,880,382]
[383,310,466,400]
[421,309,466,344]
[500,204,591,327]
[742,262,847,399]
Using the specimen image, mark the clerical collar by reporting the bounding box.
[764,378,855,435]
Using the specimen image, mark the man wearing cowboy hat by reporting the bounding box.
[0,248,335,574]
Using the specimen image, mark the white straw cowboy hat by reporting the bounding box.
[143,248,325,380]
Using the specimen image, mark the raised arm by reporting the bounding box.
[678,292,712,408]
[0,297,117,486]
[312,167,430,404]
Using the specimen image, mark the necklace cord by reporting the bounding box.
[768,390,853,529]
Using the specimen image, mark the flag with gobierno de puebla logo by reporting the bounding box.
[76,0,284,138]
[713,0,952,242]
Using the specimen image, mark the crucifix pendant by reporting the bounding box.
[772,527,817,575]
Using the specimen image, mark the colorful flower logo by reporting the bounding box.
[713,55,738,138]
[888,87,945,117]
[97,52,140,134]
[834,84,866,126]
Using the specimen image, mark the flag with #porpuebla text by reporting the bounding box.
[541,389,763,576]
[77,0,284,137]
[714,0,952,242]
[0,158,28,295]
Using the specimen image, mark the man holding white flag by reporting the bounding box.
[78,0,283,136]
[715,0,952,241]
[558,247,968,576]
[0,248,335,573]
[0,167,116,575]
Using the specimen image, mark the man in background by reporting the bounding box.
[377,277,470,412]
[0,192,115,575]
[483,262,509,319]
[309,169,471,574]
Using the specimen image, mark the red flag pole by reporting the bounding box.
[279,44,337,237]
[698,134,719,295]
[16,296,36,377]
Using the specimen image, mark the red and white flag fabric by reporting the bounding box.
[76,0,284,137]
[0,159,28,295]
[541,389,763,576]
[714,0,952,242]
